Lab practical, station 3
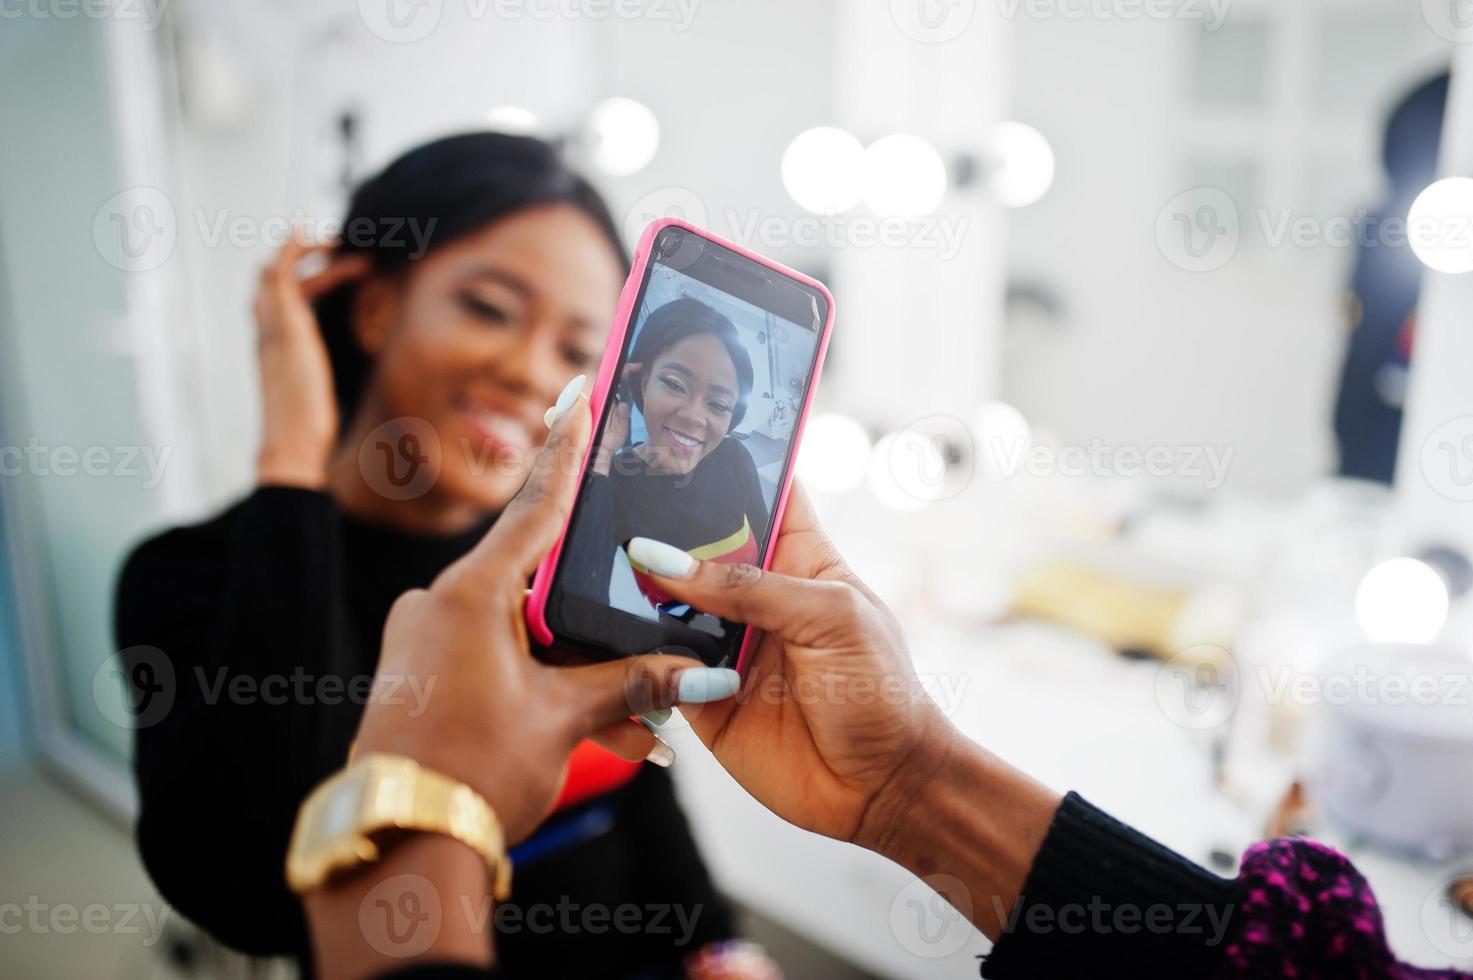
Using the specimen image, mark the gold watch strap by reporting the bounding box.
[287,753,512,900]
[391,757,513,901]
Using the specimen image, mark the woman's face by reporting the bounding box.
[357,203,624,511]
[639,333,740,476]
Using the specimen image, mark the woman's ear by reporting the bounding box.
[349,277,400,356]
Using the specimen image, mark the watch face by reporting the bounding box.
[316,766,371,842]
[323,779,362,838]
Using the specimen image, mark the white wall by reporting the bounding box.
[1005,0,1448,496]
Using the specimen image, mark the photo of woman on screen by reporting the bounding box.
[564,296,770,619]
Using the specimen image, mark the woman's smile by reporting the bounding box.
[662,425,705,453]
[450,389,536,455]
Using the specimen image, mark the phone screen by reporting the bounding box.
[545,225,829,666]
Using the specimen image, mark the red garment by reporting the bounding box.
[552,740,641,812]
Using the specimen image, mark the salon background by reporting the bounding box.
[3,1,1472,977]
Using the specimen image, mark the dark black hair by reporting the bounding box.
[315,131,627,423]
[628,297,754,430]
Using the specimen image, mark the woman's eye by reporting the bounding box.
[708,400,733,415]
[659,376,687,396]
[561,345,596,369]
[459,294,512,325]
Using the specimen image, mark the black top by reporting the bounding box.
[114,486,732,977]
[980,792,1243,978]
[563,437,769,607]
[370,793,1246,980]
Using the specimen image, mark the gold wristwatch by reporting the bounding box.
[286,753,512,900]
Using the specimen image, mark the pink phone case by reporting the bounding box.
[524,217,836,673]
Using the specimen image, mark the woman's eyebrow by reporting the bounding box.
[464,265,534,298]
[659,360,736,399]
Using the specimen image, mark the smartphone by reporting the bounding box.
[526,218,835,669]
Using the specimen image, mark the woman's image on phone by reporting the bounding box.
[535,223,831,664]
[564,295,776,622]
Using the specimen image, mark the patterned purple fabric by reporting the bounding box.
[1218,838,1471,979]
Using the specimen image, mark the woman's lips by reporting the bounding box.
[663,426,704,454]
[456,401,534,453]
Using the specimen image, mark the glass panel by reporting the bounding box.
[1311,13,1422,115]
[1192,18,1273,111]
[0,16,172,768]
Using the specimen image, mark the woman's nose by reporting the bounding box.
[494,331,564,402]
[672,403,710,433]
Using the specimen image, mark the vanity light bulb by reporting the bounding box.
[798,413,871,494]
[588,97,660,177]
[1355,558,1449,644]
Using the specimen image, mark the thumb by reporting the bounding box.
[625,537,855,640]
[555,654,742,738]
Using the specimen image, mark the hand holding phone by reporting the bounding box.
[526,219,835,669]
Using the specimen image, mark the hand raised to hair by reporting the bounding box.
[253,233,370,489]
[591,361,641,476]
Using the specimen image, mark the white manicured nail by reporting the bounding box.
[626,538,695,578]
[677,668,742,703]
[544,374,587,428]
[645,736,675,767]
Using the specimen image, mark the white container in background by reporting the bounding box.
[1305,643,1473,860]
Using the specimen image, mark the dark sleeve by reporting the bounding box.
[115,486,351,958]
[559,473,622,603]
[981,792,1243,979]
